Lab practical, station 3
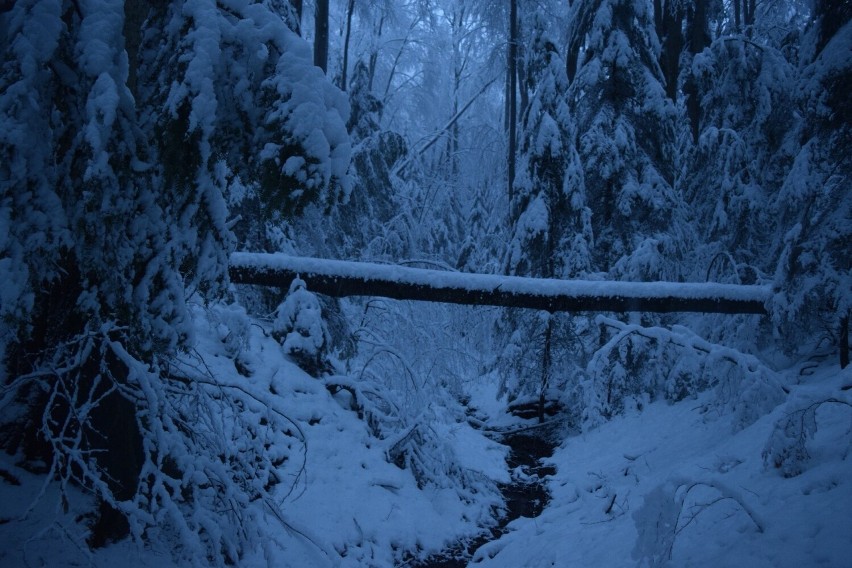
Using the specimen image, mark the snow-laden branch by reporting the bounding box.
[229,253,770,314]
[391,75,500,176]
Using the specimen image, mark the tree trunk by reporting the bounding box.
[539,315,553,423]
[567,40,579,83]
[229,253,771,315]
[340,0,356,90]
[517,37,529,124]
[314,0,329,73]
[685,0,709,142]
[733,0,741,32]
[657,2,683,103]
[289,0,303,35]
[450,6,464,176]
[368,13,384,92]
[744,0,756,33]
[507,0,518,210]
[841,314,850,369]
[123,0,148,97]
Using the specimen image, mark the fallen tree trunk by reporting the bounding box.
[229,253,770,315]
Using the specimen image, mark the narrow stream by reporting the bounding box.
[408,427,557,567]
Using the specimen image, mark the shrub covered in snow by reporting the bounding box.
[272,278,331,375]
[581,316,785,430]
[763,393,852,478]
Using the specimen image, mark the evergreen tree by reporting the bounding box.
[507,13,591,280]
[0,0,353,561]
[499,14,590,410]
[566,0,692,280]
[770,16,851,357]
[684,33,796,279]
[333,59,406,259]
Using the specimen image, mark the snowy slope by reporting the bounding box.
[1,301,849,567]
[0,303,507,568]
[472,363,852,567]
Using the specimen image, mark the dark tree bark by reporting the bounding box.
[656,0,684,103]
[517,35,529,123]
[340,0,356,90]
[539,315,553,423]
[733,0,741,32]
[684,0,710,142]
[367,14,384,92]
[744,0,756,33]
[289,0,303,34]
[507,0,518,209]
[841,314,850,370]
[314,0,329,73]
[229,253,771,315]
[567,40,579,83]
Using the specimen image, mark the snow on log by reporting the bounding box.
[229,253,770,315]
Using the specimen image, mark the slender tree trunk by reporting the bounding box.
[123,0,148,97]
[450,94,460,175]
[733,0,741,32]
[685,1,709,142]
[504,55,511,130]
[567,39,579,83]
[517,38,529,123]
[293,0,304,34]
[450,6,465,176]
[841,313,850,369]
[507,0,518,210]
[314,0,329,73]
[653,0,663,31]
[539,315,553,423]
[657,2,683,103]
[340,0,356,90]
[368,14,384,92]
[744,0,756,33]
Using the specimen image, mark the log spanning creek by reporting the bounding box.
[408,424,559,567]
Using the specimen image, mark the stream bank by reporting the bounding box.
[407,423,559,567]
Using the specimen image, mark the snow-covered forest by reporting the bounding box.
[0,0,850,566]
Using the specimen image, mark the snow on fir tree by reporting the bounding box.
[506,11,590,281]
[272,278,330,374]
[566,0,693,280]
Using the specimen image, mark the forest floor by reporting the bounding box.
[1,306,850,567]
[470,361,852,568]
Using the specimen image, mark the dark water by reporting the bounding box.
[405,428,557,567]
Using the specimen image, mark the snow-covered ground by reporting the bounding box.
[1,304,849,567]
[474,362,852,567]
